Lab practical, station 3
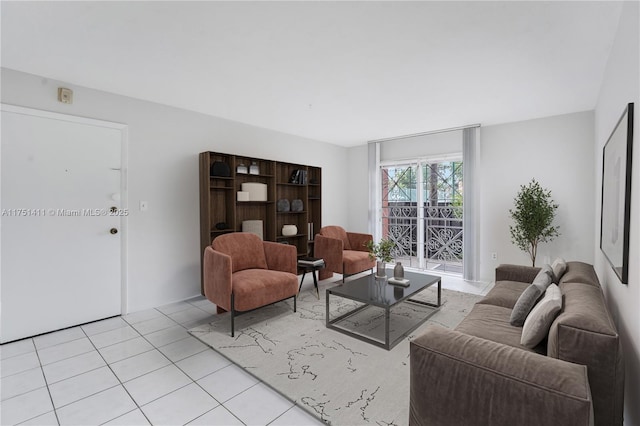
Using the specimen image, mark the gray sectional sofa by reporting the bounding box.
[409,262,624,426]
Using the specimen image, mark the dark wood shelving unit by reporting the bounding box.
[199,151,321,292]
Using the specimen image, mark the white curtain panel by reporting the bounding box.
[368,141,381,241]
[463,126,481,282]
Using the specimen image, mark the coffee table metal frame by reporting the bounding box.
[325,271,441,350]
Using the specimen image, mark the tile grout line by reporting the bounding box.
[0,343,38,362]
[1,356,40,380]
[183,335,301,425]
[32,338,62,426]
[45,348,138,386]
[111,303,232,419]
[38,317,162,386]
[187,404,247,426]
[140,303,250,426]
[77,320,155,425]
[122,308,242,425]
[266,404,304,426]
[43,344,168,410]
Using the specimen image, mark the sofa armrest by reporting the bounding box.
[263,241,297,274]
[203,247,232,311]
[347,232,374,253]
[314,234,344,274]
[410,326,593,426]
[495,264,541,283]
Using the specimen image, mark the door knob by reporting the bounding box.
[110,228,118,235]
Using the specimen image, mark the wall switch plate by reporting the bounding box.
[140,201,148,211]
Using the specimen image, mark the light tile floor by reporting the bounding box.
[1,272,491,425]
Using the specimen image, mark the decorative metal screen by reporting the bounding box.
[381,161,463,274]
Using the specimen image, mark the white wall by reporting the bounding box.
[347,144,369,234]
[479,111,595,280]
[1,68,349,313]
[593,1,640,423]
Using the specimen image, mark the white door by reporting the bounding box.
[1,106,125,343]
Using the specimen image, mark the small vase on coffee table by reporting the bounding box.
[394,262,404,279]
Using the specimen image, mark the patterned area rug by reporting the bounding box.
[189,278,481,426]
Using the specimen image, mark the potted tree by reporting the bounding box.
[509,179,560,266]
[365,238,395,277]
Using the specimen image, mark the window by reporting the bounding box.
[380,159,463,274]
[369,125,479,281]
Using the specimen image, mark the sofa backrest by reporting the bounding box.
[319,226,351,250]
[559,261,601,287]
[212,233,268,273]
[547,268,624,426]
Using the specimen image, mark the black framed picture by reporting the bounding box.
[600,102,634,284]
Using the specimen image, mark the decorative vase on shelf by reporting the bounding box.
[376,261,386,278]
[291,199,303,212]
[394,262,404,279]
[282,224,297,236]
[277,199,290,212]
[249,161,260,175]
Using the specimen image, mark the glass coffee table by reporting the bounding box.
[326,270,441,350]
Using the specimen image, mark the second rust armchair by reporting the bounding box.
[314,225,375,282]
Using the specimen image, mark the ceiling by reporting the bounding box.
[1,1,623,147]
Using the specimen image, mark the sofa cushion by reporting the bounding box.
[559,261,600,287]
[212,233,268,273]
[320,226,352,250]
[495,264,541,284]
[455,304,542,354]
[342,250,374,275]
[478,280,529,309]
[551,257,567,283]
[548,281,623,426]
[231,269,298,311]
[509,284,544,326]
[521,284,562,348]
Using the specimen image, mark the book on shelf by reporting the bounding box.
[298,257,325,266]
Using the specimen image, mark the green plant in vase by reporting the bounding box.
[365,238,395,277]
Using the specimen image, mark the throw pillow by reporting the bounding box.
[509,284,544,326]
[521,284,563,348]
[551,257,567,284]
[532,264,553,291]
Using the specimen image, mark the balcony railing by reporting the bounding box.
[382,202,462,274]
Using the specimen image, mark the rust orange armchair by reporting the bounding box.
[203,232,298,336]
[314,226,375,282]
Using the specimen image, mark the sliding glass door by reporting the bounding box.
[380,159,463,274]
